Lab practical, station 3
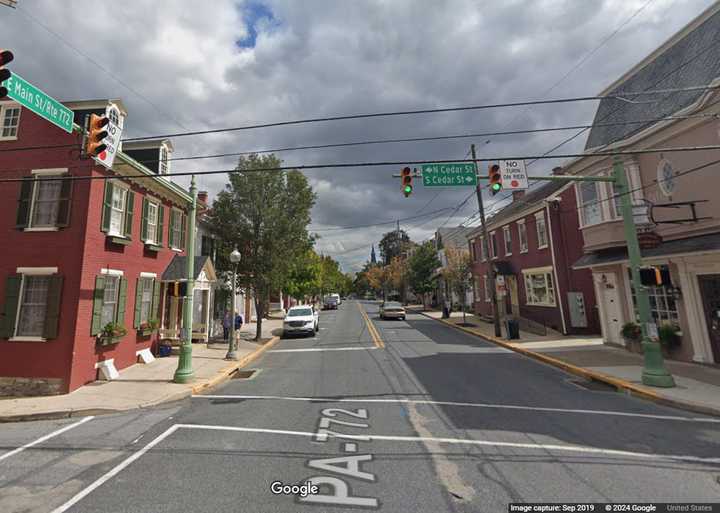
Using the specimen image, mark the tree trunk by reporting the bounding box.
[254,296,263,341]
[462,287,467,324]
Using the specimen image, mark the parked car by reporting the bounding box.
[330,293,341,305]
[323,296,338,310]
[379,301,406,320]
[282,306,319,337]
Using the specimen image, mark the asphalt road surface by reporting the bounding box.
[2,300,720,513]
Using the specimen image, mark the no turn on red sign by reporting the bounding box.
[500,160,529,190]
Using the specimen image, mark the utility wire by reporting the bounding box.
[309,207,452,232]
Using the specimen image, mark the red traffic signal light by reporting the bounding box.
[0,49,14,100]
[86,114,109,157]
[488,164,502,195]
[401,167,413,197]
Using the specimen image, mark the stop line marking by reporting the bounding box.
[0,416,94,463]
[190,394,720,424]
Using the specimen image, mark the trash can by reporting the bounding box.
[158,344,172,357]
[506,319,520,340]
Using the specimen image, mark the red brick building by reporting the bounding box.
[0,98,194,395]
[468,169,600,336]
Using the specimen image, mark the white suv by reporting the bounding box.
[282,306,319,337]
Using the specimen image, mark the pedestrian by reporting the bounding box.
[234,311,244,338]
[222,311,231,342]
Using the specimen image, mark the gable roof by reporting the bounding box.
[162,255,216,282]
[585,4,720,150]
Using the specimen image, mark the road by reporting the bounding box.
[1,300,719,513]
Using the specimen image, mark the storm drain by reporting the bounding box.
[566,378,617,392]
[230,369,261,380]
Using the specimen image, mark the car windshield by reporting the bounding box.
[288,308,312,317]
[384,302,402,308]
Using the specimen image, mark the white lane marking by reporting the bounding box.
[190,394,720,424]
[50,424,179,513]
[270,347,377,353]
[176,423,720,465]
[0,416,94,463]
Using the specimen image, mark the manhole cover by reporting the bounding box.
[567,378,617,392]
[231,369,259,380]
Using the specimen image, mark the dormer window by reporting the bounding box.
[159,145,169,175]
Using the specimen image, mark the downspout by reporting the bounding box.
[546,202,568,335]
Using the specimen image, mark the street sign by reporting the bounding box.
[500,160,529,190]
[93,104,123,169]
[2,72,73,133]
[421,163,477,186]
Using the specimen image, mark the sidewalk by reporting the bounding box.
[0,319,283,422]
[410,307,720,417]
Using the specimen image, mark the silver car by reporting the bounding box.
[379,301,406,320]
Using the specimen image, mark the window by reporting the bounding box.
[518,220,528,253]
[577,181,602,226]
[169,208,186,250]
[146,202,158,242]
[16,171,72,229]
[469,240,476,262]
[141,198,163,245]
[503,226,512,255]
[101,275,120,327]
[138,278,154,324]
[0,104,21,139]
[535,212,548,249]
[523,269,555,306]
[159,145,169,175]
[479,236,487,261]
[483,275,491,302]
[0,270,63,340]
[490,232,498,259]
[91,272,128,335]
[101,181,134,239]
[627,267,679,325]
[110,187,127,236]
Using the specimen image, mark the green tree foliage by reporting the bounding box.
[285,249,321,303]
[442,246,473,323]
[408,241,441,309]
[208,154,316,340]
[378,229,411,265]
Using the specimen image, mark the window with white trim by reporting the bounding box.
[170,208,183,249]
[0,104,21,140]
[523,269,555,306]
[577,181,602,226]
[109,186,128,236]
[503,226,512,255]
[159,145,169,175]
[16,276,50,337]
[535,212,548,249]
[518,220,528,253]
[479,236,487,261]
[101,275,120,326]
[483,275,491,302]
[146,201,158,243]
[490,231,498,259]
[138,277,154,324]
[626,267,679,325]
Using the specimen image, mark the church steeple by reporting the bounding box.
[370,244,377,264]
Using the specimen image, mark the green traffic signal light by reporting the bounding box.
[404,185,412,195]
[491,183,502,192]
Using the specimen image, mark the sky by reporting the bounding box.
[1,0,716,272]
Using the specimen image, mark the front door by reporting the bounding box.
[698,274,720,363]
[596,272,624,344]
[506,276,520,317]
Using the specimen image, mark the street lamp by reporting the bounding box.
[226,247,242,360]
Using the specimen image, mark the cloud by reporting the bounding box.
[4,0,716,272]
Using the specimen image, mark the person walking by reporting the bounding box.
[222,311,231,342]
[234,311,244,341]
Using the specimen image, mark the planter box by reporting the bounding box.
[108,236,131,246]
[97,335,123,346]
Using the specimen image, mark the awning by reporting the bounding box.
[572,232,720,270]
[162,255,217,282]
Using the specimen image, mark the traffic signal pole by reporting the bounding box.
[471,144,502,337]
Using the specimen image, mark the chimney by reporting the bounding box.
[552,166,564,175]
[512,190,525,201]
[197,191,208,204]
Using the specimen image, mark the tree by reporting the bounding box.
[387,256,408,303]
[285,249,321,304]
[366,265,390,299]
[442,246,473,324]
[208,154,316,340]
[378,229,411,265]
[408,241,441,309]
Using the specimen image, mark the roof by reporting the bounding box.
[572,232,720,269]
[162,255,216,282]
[468,180,566,238]
[436,227,475,247]
[584,5,720,150]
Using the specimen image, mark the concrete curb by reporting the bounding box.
[0,336,281,423]
[411,309,720,418]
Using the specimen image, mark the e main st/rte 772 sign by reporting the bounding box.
[421,163,477,186]
[3,72,74,133]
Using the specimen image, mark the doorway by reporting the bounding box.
[596,272,624,344]
[506,275,520,317]
[698,274,720,363]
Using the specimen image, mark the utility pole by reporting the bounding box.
[471,144,502,337]
[174,175,198,383]
[612,157,675,387]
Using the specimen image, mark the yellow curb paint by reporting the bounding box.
[191,336,281,395]
[357,302,385,349]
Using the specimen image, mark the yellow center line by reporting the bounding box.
[357,302,385,349]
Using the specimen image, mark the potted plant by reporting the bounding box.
[138,318,160,337]
[97,322,127,346]
[621,322,642,353]
[658,323,681,358]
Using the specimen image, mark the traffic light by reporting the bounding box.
[401,166,412,197]
[639,266,672,287]
[86,114,109,157]
[0,50,13,100]
[488,164,502,195]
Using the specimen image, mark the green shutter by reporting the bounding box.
[152,279,161,320]
[140,198,149,242]
[91,275,106,335]
[157,205,164,246]
[42,275,63,339]
[101,182,113,233]
[116,277,128,325]
[133,278,143,328]
[56,174,73,227]
[0,274,22,338]
[123,192,134,239]
[168,209,176,248]
[180,212,186,250]
[16,178,34,229]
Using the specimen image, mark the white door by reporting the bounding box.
[594,272,624,344]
